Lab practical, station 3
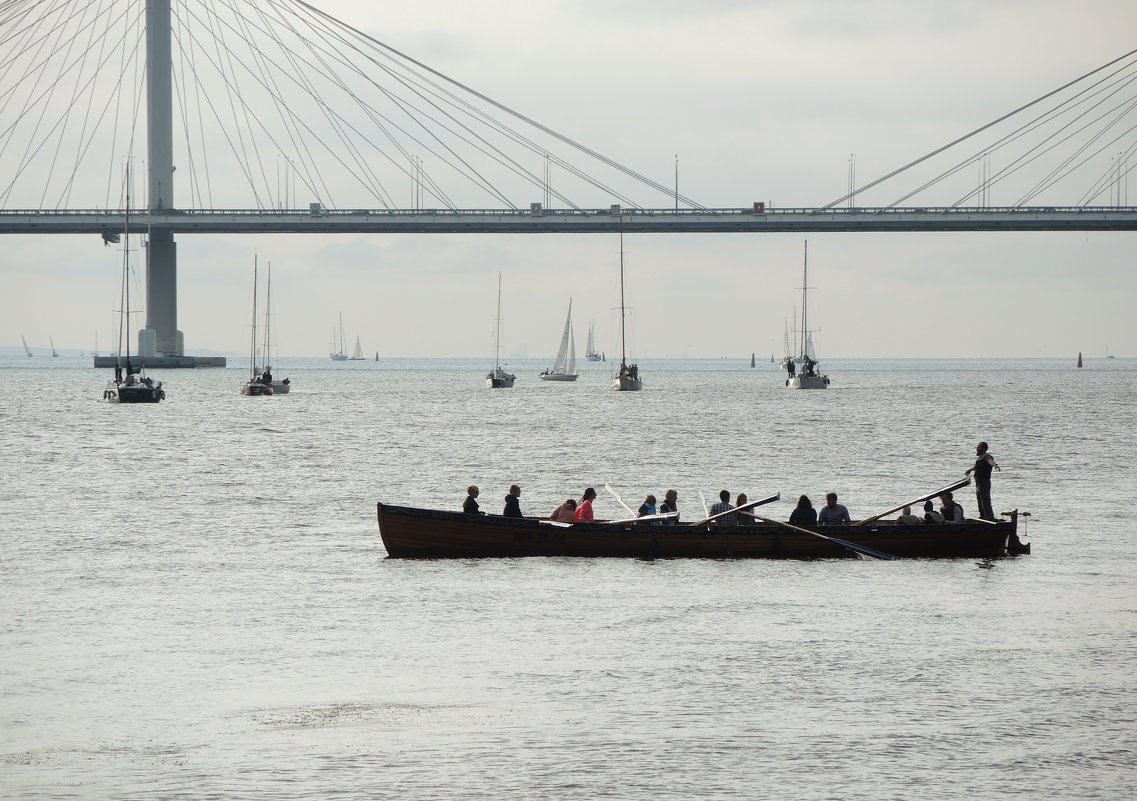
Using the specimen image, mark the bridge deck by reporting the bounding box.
[3,206,1136,235]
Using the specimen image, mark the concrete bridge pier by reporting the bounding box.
[144,229,182,356]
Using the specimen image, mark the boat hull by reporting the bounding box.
[104,383,164,403]
[787,374,829,389]
[377,503,1021,560]
[270,380,291,394]
[613,375,642,391]
[240,382,273,396]
[539,372,579,381]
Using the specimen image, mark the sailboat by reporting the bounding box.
[50,338,59,357]
[485,272,516,388]
[103,174,164,403]
[784,241,830,390]
[585,320,603,361]
[241,260,273,396]
[612,224,642,391]
[330,313,348,360]
[257,263,291,394]
[349,335,365,360]
[539,299,579,381]
[20,334,32,357]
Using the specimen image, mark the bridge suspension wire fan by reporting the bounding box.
[823,47,1137,210]
[0,0,701,212]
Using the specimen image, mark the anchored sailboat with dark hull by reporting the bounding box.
[103,176,164,404]
[612,225,641,391]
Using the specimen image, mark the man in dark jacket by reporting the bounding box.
[503,484,523,517]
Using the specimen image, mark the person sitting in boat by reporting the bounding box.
[503,484,523,518]
[114,364,123,383]
[817,493,850,525]
[735,493,759,522]
[709,489,737,525]
[574,488,598,522]
[923,500,944,524]
[896,505,923,525]
[638,494,658,518]
[260,370,272,384]
[463,485,483,515]
[549,498,577,522]
[143,376,153,387]
[789,495,817,526]
[658,489,679,524]
[802,357,817,377]
[939,492,965,524]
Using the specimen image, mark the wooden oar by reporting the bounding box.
[605,512,679,524]
[603,483,637,516]
[698,491,710,518]
[854,477,972,527]
[694,493,781,525]
[749,512,894,560]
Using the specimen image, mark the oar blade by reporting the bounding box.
[827,536,894,561]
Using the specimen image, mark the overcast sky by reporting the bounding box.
[3,0,1135,359]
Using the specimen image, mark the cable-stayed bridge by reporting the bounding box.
[2,0,1135,363]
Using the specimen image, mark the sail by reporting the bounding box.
[352,336,363,359]
[552,301,572,372]
[586,322,595,354]
[567,325,576,375]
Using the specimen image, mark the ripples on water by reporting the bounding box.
[1,357,1135,800]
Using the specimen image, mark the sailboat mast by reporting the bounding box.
[120,171,132,363]
[494,272,503,370]
[262,263,272,372]
[250,258,259,380]
[619,223,627,367]
[799,241,809,359]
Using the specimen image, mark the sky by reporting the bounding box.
[2,0,1135,359]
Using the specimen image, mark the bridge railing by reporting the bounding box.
[2,204,1136,217]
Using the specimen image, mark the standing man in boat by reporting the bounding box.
[965,441,1001,521]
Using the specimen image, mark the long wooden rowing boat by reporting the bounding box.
[376,503,1029,559]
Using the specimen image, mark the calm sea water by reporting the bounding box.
[2,356,1135,800]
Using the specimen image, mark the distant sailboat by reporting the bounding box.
[50,338,59,357]
[349,335,365,360]
[241,259,273,396]
[784,241,830,390]
[539,299,579,381]
[257,263,291,394]
[103,171,164,404]
[486,272,516,388]
[585,320,603,362]
[1077,352,1083,368]
[20,333,32,357]
[612,224,642,391]
[330,313,348,360]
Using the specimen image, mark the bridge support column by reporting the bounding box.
[146,229,182,356]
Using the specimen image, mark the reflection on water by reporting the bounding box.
[1,358,1134,800]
